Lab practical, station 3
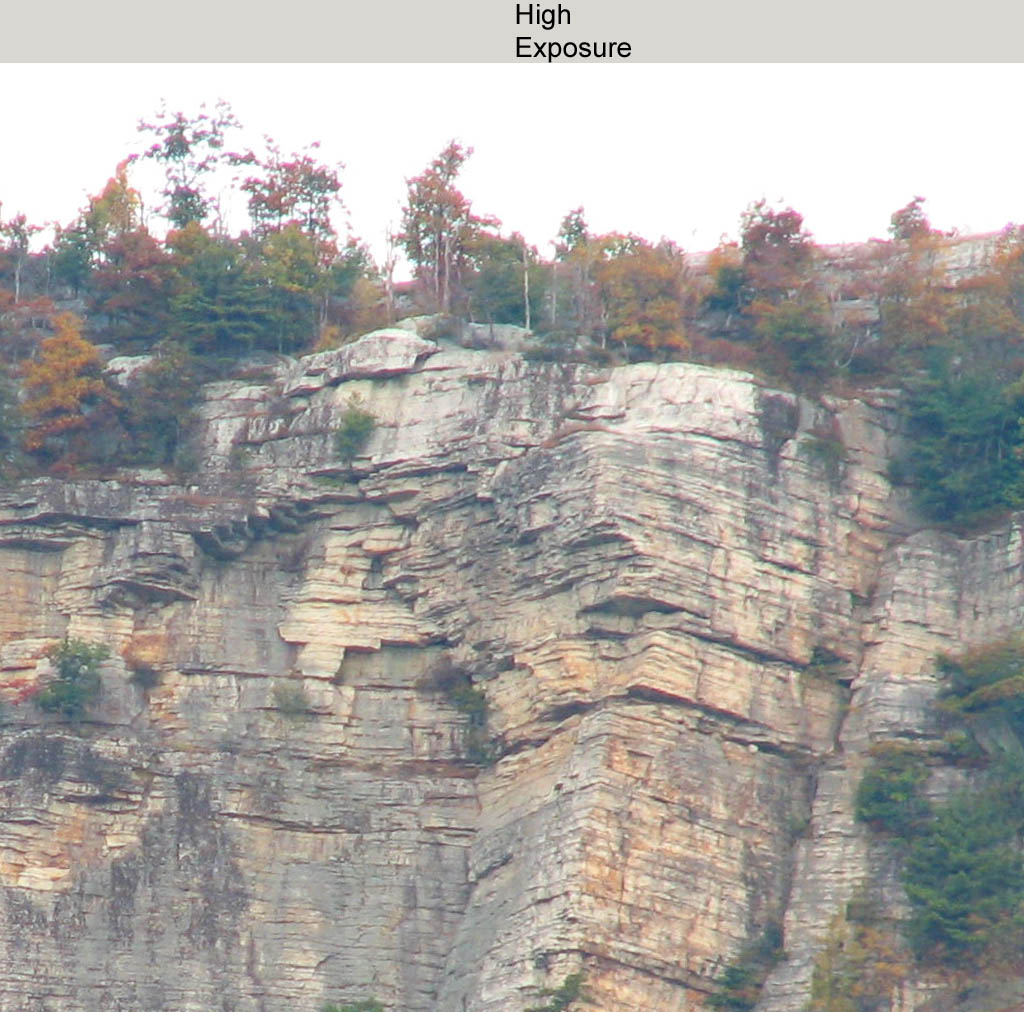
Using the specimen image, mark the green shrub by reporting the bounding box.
[903,786,1024,965]
[896,368,1024,526]
[334,402,375,464]
[322,1000,384,1012]
[35,638,110,719]
[526,972,586,1012]
[707,924,785,1011]
[855,745,931,837]
[423,657,502,766]
[119,341,205,468]
[936,637,1024,735]
[271,681,312,719]
[128,663,161,691]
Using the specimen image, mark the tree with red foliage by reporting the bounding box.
[50,161,142,300]
[135,100,240,229]
[740,200,814,301]
[399,141,498,315]
[738,202,833,379]
[90,228,177,345]
[238,139,343,247]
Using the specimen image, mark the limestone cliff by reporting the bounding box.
[0,324,1015,1011]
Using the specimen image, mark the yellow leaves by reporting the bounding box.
[21,312,118,458]
[594,242,689,355]
[809,911,909,1012]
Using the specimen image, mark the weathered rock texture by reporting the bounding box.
[0,327,1015,1010]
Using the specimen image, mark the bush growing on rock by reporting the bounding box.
[35,638,110,720]
[334,401,375,464]
[854,745,931,837]
[526,972,586,1012]
[706,923,785,1011]
[271,680,312,718]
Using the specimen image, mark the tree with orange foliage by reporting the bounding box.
[948,225,1024,383]
[594,237,688,358]
[22,312,119,465]
[877,196,951,358]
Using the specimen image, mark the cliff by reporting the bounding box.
[0,323,1019,1011]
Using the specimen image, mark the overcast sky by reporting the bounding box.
[3,63,1022,274]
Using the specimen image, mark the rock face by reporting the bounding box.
[0,328,1015,1010]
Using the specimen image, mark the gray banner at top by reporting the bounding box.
[5,0,1023,61]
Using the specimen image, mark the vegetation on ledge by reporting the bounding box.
[4,106,1024,528]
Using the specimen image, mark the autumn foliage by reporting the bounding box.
[7,103,1024,530]
[21,312,118,463]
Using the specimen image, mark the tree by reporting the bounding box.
[889,195,931,242]
[120,340,204,466]
[897,366,1024,524]
[48,162,143,300]
[135,100,240,229]
[399,140,497,314]
[49,220,95,296]
[167,224,275,355]
[546,208,605,337]
[740,200,814,300]
[947,225,1024,384]
[0,358,21,475]
[466,231,542,328]
[0,208,43,303]
[235,138,372,342]
[732,202,835,379]
[903,790,1024,965]
[878,196,951,357]
[90,227,177,345]
[594,237,687,357]
[21,312,119,464]
[238,138,343,245]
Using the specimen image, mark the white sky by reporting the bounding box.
[3,64,1023,276]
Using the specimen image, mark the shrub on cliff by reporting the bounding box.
[35,638,110,720]
[894,365,1024,526]
[855,745,931,837]
[334,401,375,464]
[526,972,586,1012]
[935,636,1024,737]
[903,784,1024,965]
[706,923,785,1011]
[119,340,205,467]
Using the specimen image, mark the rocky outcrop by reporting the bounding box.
[0,328,1014,1010]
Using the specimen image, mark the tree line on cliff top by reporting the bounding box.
[3,102,1024,525]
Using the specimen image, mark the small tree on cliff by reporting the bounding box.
[22,312,119,466]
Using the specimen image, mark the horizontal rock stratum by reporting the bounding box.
[1,326,1022,1011]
